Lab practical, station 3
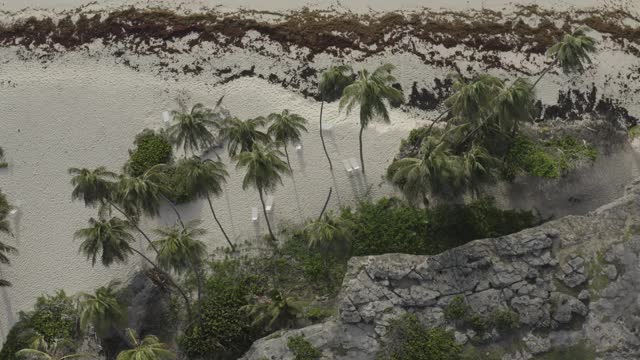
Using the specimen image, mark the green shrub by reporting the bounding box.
[125,129,173,177]
[490,309,520,332]
[287,336,322,360]
[179,261,260,360]
[444,296,469,321]
[0,319,36,360]
[343,197,539,256]
[630,125,640,139]
[0,291,78,360]
[304,307,334,322]
[504,135,597,180]
[28,290,78,343]
[377,313,462,360]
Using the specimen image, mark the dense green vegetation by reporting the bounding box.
[344,197,540,256]
[0,291,79,360]
[287,336,322,360]
[0,24,603,360]
[376,314,462,360]
[0,188,15,287]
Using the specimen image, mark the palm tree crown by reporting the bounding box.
[68,167,117,207]
[77,280,126,336]
[74,217,134,267]
[114,166,167,219]
[219,117,270,158]
[303,212,355,255]
[16,337,92,360]
[267,110,308,170]
[339,63,404,173]
[168,103,220,156]
[116,329,175,360]
[151,220,207,275]
[236,143,290,193]
[547,26,596,74]
[173,157,234,250]
[319,65,354,102]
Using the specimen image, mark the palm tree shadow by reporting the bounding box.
[0,285,15,338]
[222,183,237,239]
[330,170,343,207]
[289,174,305,222]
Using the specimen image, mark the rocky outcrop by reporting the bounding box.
[242,178,640,359]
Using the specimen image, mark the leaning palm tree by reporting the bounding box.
[68,167,117,207]
[534,26,596,87]
[74,217,138,267]
[116,329,175,360]
[241,289,301,332]
[267,110,308,170]
[318,65,354,169]
[16,337,93,360]
[74,217,192,316]
[0,240,17,287]
[386,136,464,206]
[303,212,355,256]
[152,220,207,302]
[68,167,158,254]
[77,281,127,337]
[167,102,220,157]
[219,117,270,158]
[339,63,404,174]
[236,143,290,242]
[174,157,233,250]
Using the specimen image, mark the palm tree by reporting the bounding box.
[303,212,355,256]
[339,63,404,174]
[533,26,596,88]
[77,281,126,337]
[219,117,270,158]
[386,136,464,206]
[461,144,497,198]
[116,329,175,360]
[74,217,192,317]
[68,167,158,254]
[236,143,290,242]
[167,103,220,157]
[267,110,308,171]
[241,290,301,332]
[68,167,117,207]
[318,65,354,169]
[174,156,233,250]
[16,337,93,360]
[152,220,207,302]
[0,241,17,287]
[75,217,138,267]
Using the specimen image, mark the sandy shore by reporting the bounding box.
[1,0,639,342]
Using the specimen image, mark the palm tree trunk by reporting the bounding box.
[424,108,451,138]
[319,99,333,170]
[359,125,366,174]
[108,201,160,256]
[160,194,185,229]
[284,145,292,172]
[130,247,192,316]
[259,188,276,242]
[206,193,235,251]
[318,187,332,220]
[532,58,558,89]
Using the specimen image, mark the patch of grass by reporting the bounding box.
[287,336,322,360]
[444,295,470,321]
[533,341,597,360]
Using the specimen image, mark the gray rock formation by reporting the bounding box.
[242,178,640,360]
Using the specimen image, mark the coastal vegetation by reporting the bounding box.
[0,20,613,360]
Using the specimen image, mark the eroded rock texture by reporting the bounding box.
[242,178,640,359]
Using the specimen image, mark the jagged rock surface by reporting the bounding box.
[242,178,640,360]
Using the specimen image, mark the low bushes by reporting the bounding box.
[287,336,322,360]
[124,129,173,177]
[0,291,79,360]
[343,197,540,256]
[377,313,462,360]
